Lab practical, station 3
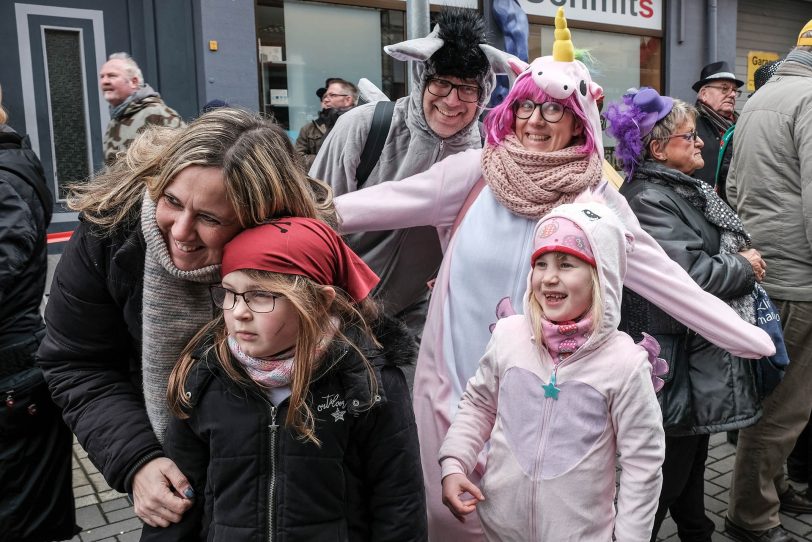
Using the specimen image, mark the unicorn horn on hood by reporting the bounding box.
[552,7,574,62]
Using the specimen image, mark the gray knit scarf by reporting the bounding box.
[634,161,754,323]
[141,195,220,442]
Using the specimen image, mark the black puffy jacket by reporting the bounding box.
[37,217,162,492]
[0,127,51,368]
[140,317,427,542]
[619,169,761,435]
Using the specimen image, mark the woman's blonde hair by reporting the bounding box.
[0,84,8,125]
[68,107,335,230]
[526,255,603,349]
[168,270,380,446]
[643,99,697,162]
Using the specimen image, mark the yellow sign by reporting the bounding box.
[747,51,780,91]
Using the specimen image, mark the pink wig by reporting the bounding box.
[483,74,597,155]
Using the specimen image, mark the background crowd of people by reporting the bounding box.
[2,6,811,542]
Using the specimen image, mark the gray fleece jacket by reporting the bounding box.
[727,55,812,302]
[310,63,495,328]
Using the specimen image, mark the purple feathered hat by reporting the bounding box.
[603,87,674,178]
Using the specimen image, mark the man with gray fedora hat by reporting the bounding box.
[692,60,744,187]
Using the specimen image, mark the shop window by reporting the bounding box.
[529,24,662,167]
[43,28,91,199]
[256,0,406,138]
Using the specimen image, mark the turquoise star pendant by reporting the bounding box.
[542,373,560,400]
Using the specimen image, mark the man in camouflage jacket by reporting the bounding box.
[100,53,184,164]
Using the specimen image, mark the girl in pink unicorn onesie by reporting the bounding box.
[332,8,774,539]
[440,202,666,542]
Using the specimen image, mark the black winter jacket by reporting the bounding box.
[0,127,51,371]
[694,111,724,187]
[37,217,162,492]
[140,317,427,542]
[619,169,761,435]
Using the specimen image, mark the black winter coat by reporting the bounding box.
[619,169,761,435]
[694,112,724,187]
[37,217,162,492]
[0,127,51,366]
[140,318,427,542]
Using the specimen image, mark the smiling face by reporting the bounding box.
[422,75,480,139]
[221,270,299,359]
[514,102,584,153]
[531,252,594,323]
[155,165,242,271]
[650,118,705,175]
[99,59,139,107]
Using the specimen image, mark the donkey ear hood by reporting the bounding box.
[383,25,444,62]
[480,44,528,84]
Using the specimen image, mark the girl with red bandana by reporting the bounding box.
[141,217,426,541]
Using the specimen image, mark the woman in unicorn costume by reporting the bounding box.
[334,8,775,539]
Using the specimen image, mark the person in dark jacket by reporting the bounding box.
[605,88,766,542]
[294,78,357,170]
[37,108,334,529]
[0,84,79,541]
[691,61,743,187]
[141,218,426,541]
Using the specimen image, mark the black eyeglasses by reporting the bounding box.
[658,129,699,143]
[704,85,742,98]
[426,78,481,103]
[210,285,278,313]
[322,92,349,100]
[513,100,567,122]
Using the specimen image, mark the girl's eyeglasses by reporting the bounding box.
[658,130,699,143]
[513,100,566,123]
[210,285,278,313]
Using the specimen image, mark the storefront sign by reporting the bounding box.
[396,0,478,8]
[518,0,662,31]
[747,51,780,91]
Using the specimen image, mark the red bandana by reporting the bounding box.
[221,218,379,302]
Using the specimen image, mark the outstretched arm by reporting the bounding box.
[335,148,483,235]
[604,188,774,359]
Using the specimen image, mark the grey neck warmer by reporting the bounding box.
[110,84,160,119]
[786,49,812,70]
[140,194,220,442]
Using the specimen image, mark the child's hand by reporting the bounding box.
[441,473,485,523]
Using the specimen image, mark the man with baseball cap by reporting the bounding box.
[724,19,812,542]
[692,60,743,187]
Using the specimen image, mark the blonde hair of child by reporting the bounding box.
[167,270,380,446]
[526,254,603,348]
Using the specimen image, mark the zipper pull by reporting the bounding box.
[5,391,14,408]
[269,406,279,432]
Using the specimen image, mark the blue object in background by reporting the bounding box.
[490,0,529,107]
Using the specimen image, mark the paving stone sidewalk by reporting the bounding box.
[68,432,812,541]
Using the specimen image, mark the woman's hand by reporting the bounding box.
[132,457,194,527]
[740,248,767,282]
[441,473,485,523]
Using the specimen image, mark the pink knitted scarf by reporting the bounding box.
[481,135,603,220]
[228,336,295,388]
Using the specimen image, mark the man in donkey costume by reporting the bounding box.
[311,9,515,339]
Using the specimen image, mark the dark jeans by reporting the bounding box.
[650,434,715,542]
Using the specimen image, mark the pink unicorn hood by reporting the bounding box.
[505,7,605,158]
[525,200,633,346]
